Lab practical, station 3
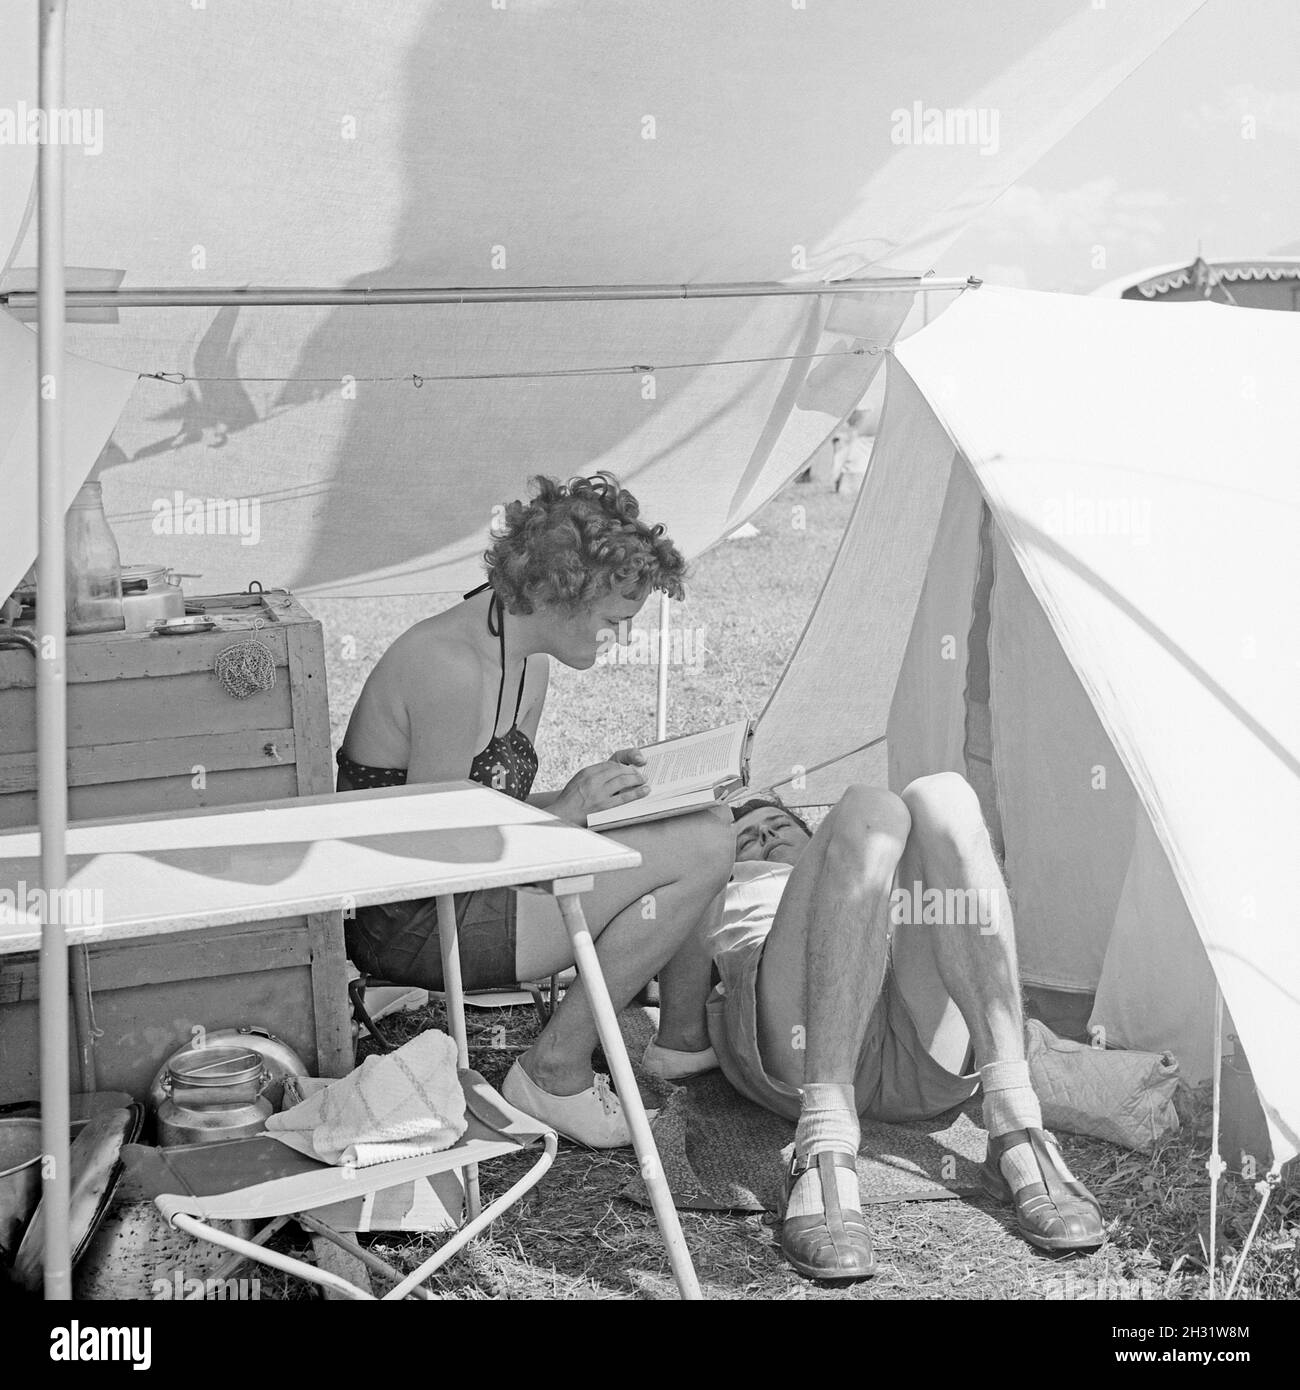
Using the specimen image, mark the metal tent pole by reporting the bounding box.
[655,594,670,742]
[0,276,980,311]
[35,0,73,1301]
[1207,988,1225,1298]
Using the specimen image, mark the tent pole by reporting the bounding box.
[1225,1177,1274,1300]
[655,594,670,742]
[1207,987,1225,1298]
[35,0,73,1302]
[0,276,980,311]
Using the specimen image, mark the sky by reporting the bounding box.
[936,0,1300,293]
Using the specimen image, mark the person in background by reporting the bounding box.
[337,473,733,1146]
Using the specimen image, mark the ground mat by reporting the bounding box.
[616,1008,988,1214]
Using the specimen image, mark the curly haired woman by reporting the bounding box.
[336,473,734,1146]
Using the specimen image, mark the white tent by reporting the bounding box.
[0,0,1204,600]
[754,286,1300,1169]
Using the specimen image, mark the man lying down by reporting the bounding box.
[644,774,1104,1282]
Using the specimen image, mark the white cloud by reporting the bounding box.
[971,178,1174,258]
[1184,85,1300,141]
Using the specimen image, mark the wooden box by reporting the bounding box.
[0,590,351,1102]
[0,590,332,828]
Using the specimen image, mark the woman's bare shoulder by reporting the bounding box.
[374,617,484,704]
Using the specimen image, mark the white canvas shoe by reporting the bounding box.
[502,1060,655,1149]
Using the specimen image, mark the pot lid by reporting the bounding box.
[120,563,171,589]
[167,1045,264,1088]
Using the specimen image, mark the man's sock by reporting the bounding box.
[980,1059,1042,1136]
[980,1059,1074,1195]
[785,1082,862,1221]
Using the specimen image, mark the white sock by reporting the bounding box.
[786,1083,861,1220]
[980,1060,1048,1196]
[980,1059,1042,1137]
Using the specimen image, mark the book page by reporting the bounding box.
[586,788,711,830]
[638,720,748,797]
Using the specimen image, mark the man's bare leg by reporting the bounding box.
[899,773,1102,1250]
[643,884,725,1076]
[897,773,1024,1073]
[755,785,909,1088]
[753,785,910,1274]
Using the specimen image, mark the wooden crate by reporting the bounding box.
[0,590,333,826]
[0,590,352,1102]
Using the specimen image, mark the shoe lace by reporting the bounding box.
[592,1072,619,1117]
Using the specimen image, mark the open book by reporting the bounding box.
[586,719,753,830]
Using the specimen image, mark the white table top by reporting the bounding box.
[0,781,641,954]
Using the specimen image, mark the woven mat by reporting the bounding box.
[616,1007,988,1214]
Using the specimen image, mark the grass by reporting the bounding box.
[268,478,1298,1302]
[255,997,1300,1302]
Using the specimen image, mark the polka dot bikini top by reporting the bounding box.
[335,582,538,801]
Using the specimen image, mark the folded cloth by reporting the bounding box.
[265,1030,466,1167]
[1025,1018,1180,1154]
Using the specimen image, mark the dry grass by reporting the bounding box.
[255,997,1299,1302]
[276,478,1299,1301]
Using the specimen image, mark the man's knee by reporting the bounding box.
[834,784,911,841]
[823,785,910,879]
[901,772,984,849]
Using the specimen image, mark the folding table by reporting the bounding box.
[0,780,703,1299]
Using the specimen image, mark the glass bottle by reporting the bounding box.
[65,481,125,634]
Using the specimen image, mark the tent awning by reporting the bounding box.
[0,0,1204,598]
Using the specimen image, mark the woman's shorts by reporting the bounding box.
[705,922,978,1124]
[345,889,518,992]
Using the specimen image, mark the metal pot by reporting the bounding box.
[148,1027,308,1115]
[0,1117,43,1256]
[154,1045,273,1148]
[119,563,186,632]
[156,1095,272,1148]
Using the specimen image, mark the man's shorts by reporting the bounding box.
[345,889,517,992]
[705,919,979,1124]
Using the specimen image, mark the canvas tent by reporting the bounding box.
[1093,256,1300,310]
[753,285,1300,1170]
[0,0,1205,601]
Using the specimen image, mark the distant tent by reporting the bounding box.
[754,287,1300,1169]
[1093,256,1300,311]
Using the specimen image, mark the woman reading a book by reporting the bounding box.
[336,473,733,1145]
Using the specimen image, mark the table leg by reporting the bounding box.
[436,894,480,1221]
[308,909,354,1078]
[554,891,702,1301]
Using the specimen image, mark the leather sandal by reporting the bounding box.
[980,1127,1104,1252]
[780,1150,876,1281]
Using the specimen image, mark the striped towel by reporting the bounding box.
[266,1030,466,1167]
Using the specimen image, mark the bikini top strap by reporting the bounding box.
[463,582,506,733]
[490,593,507,733]
[477,587,526,736]
[510,652,528,730]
